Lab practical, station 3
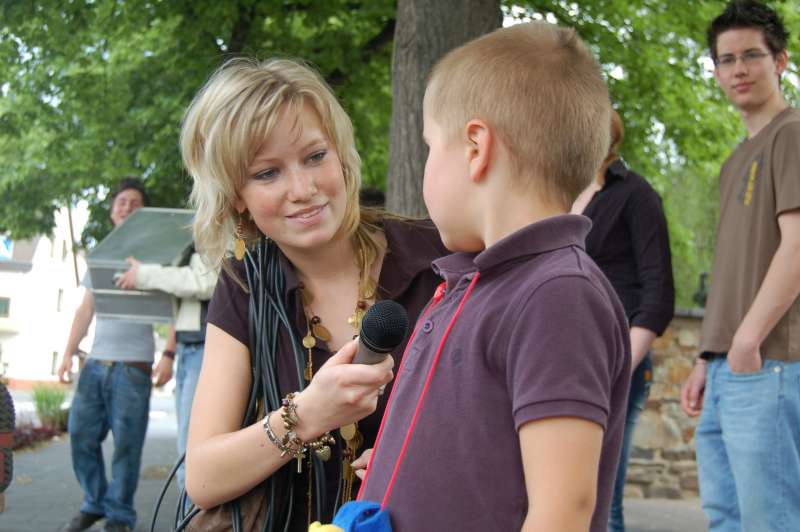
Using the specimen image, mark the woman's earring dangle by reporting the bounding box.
[234,212,246,261]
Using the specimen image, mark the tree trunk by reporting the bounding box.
[386,0,501,217]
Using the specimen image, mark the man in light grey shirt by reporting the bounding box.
[57,178,172,532]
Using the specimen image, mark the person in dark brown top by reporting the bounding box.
[573,109,674,532]
[178,57,446,531]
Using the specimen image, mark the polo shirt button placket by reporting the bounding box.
[422,320,434,333]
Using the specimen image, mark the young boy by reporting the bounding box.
[681,1,800,530]
[359,22,630,532]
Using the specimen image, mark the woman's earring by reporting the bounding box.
[234,212,246,261]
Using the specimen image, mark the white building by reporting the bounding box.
[0,204,91,382]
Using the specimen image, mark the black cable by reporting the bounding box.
[149,453,183,532]
[152,236,340,530]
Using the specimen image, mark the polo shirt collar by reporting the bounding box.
[432,214,590,287]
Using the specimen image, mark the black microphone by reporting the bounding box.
[353,300,409,364]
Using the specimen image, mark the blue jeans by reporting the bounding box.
[174,342,204,498]
[68,359,152,528]
[696,358,800,532]
[608,355,652,532]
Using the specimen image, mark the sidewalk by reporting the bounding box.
[2,391,178,532]
[2,390,708,531]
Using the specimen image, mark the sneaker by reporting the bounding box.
[101,521,132,532]
[61,511,104,532]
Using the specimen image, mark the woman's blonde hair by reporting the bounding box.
[182,57,372,270]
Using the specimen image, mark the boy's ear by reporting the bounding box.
[232,198,246,215]
[465,119,492,183]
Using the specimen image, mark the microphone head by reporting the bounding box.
[360,300,409,354]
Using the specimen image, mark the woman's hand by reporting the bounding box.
[293,340,394,441]
[352,448,372,480]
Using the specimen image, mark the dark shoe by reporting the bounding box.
[101,521,132,532]
[61,511,104,532]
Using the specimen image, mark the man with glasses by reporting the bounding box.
[681,1,800,530]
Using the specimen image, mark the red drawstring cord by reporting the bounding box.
[356,282,445,500]
[358,273,481,509]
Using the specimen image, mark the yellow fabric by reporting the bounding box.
[308,522,344,532]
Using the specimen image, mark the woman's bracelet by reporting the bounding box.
[262,411,304,459]
[262,393,336,467]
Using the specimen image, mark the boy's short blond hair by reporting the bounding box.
[425,22,611,209]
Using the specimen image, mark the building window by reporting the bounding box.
[57,289,64,312]
[0,297,9,318]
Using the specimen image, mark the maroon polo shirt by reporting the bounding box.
[361,215,630,532]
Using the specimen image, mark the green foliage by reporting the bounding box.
[31,384,68,431]
[2,0,799,305]
[0,0,394,245]
[511,0,800,306]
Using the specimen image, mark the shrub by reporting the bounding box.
[31,385,68,431]
[12,422,61,451]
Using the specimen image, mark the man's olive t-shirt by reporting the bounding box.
[700,107,800,361]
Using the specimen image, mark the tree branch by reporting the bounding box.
[228,2,259,54]
[326,18,396,88]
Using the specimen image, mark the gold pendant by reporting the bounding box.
[312,323,332,342]
[300,289,313,306]
[315,446,332,461]
[302,333,316,349]
[234,239,246,261]
[340,423,357,441]
[304,364,313,382]
[348,308,366,329]
[351,430,364,452]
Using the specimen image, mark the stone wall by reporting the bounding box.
[625,310,703,499]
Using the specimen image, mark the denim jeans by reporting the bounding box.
[608,354,652,532]
[68,359,152,528]
[696,358,800,532]
[174,342,204,498]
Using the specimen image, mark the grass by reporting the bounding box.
[31,384,68,431]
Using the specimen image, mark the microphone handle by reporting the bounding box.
[353,342,390,365]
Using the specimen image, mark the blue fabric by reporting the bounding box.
[332,501,392,532]
[608,354,652,532]
[696,358,800,532]
[174,342,204,502]
[68,359,152,529]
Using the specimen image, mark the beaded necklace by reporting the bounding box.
[296,235,379,513]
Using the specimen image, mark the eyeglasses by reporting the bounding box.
[715,50,771,70]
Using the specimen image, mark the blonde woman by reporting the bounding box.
[181,58,445,531]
